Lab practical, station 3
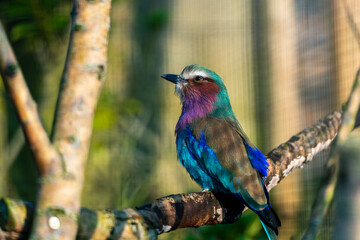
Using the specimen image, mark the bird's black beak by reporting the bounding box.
[161,74,179,84]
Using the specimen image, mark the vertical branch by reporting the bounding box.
[302,70,360,240]
[1,1,112,238]
[51,0,111,170]
[29,0,112,239]
[334,133,360,239]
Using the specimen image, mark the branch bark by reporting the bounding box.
[29,0,111,239]
[0,110,342,240]
[0,0,111,238]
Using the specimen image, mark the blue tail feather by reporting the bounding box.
[261,220,278,240]
[256,206,281,235]
[233,192,281,238]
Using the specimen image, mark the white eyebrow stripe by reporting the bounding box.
[183,70,208,79]
[191,70,208,78]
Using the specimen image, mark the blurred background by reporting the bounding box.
[0,0,359,239]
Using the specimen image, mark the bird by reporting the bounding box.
[161,64,281,239]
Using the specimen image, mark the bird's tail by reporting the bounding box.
[260,220,278,240]
[257,205,281,234]
[256,205,281,240]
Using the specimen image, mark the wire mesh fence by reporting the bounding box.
[0,0,359,239]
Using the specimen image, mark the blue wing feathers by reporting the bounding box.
[178,127,270,193]
[176,129,216,189]
[179,126,269,194]
[177,126,280,239]
[178,127,235,192]
[244,142,269,177]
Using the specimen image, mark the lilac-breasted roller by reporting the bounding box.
[161,64,281,239]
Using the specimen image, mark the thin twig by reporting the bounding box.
[0,23,60,175]
[5,128,25,172]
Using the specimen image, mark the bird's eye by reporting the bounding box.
[195,76,203,81]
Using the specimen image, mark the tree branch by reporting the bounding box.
[265,110,342,189]
[0,23,61,175]
[27,0,112,239]
[0,110,342,240]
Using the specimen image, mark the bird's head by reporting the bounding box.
[161,64,225,104]
[162,65,234,130]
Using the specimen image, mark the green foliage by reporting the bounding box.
[8,148,37,201]
[184,211,267,240]
[144,9,169,32]
[84,89,153,209]
[93,91,143,131]
[0,0,70,43]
